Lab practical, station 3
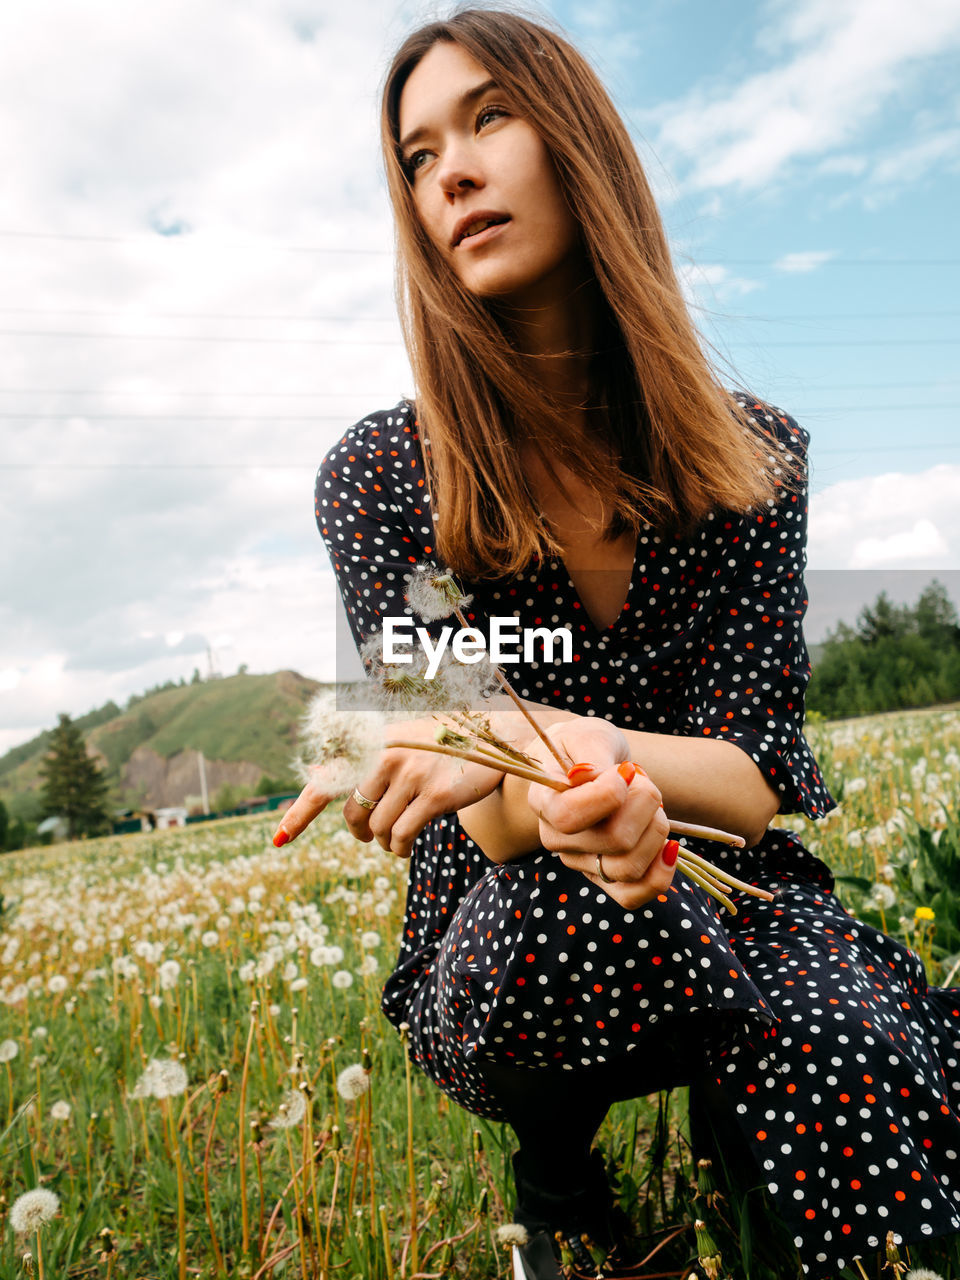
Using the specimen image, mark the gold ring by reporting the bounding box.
[352,788,379,811]
[596,854,614,885]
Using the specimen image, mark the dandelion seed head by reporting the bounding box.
[130,1057,189,1100]
[296,690,385,794]
[336,1064,370,1101]
[404,564,472,622]
[496,1223,529,1247]
[49,1100,71,1122]
[905,1270,945,1280]
[0,1038,18,1062]
[332,970,353,989]
[9,1188,59,1234]
[47,975,67,994]
[270,1088,307,1129]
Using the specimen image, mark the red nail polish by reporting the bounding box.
[566,762,595,783]
[662,839,680,867]
[632,761,646,776]
[273,829,290,848]
[617,761,636,784]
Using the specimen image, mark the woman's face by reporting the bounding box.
[397,41,585,309]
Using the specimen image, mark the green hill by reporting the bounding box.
[0,670,324,819]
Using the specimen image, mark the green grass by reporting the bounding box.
[2,703,960,1278]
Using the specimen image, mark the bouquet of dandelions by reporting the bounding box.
[296,563,773,915]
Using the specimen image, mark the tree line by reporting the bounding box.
[806,580,960,720]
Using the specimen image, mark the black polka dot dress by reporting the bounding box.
[315,396,960,1277]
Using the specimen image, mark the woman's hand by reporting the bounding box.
[525,719,676,911]
[273,718,505,858]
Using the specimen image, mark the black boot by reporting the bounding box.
[509,1150,644,1280]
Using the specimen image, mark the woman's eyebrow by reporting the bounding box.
[399,77,500,154]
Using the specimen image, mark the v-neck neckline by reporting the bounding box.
[555,536,638,639]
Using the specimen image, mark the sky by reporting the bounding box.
[1,0,959,755]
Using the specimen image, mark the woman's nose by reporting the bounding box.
[436,141,483,199]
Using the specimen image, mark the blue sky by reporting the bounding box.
[0,0,958,753]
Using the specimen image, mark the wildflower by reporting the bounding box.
[332,970,353,990]
[49,1100,71,1122]
[336,1064,371,1101]
[0,1038,18,1062]
[694,1219,722,1280]
[905,1269,945,1280]
[47,975,67,994]
[357,955,379,976]
[915,907,936,922]
[866,884,897,911]
[9,1188,59,1234]
[496,1222,530,1247]
[403,563,472,622]
[289,977,308,992]
[130,1057,189,1100]
[200,930,219,947]
[158,960,181,989]
[270,1088,307,1129]
[360,931,381,950]
[885,1230,907,1275]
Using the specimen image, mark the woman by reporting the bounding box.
[274,10,960,1278]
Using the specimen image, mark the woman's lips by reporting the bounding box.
[455,219,510,250]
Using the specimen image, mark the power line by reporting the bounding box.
[0,304,958,324]
[0,230,957,267]
[2,381,959,397]
[0,328,957,348]
[2,440,960,470]
[0,404,958,421]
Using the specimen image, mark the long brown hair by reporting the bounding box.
[382,8,781,578]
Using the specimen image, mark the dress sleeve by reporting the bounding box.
[680,407,835,819]
[315,406,435,656]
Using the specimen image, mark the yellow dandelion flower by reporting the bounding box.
[914,906,936,921]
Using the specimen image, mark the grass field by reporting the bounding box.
[2,704,960,1279]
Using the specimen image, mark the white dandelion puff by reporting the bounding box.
[360,932,381,950]
[9,1188,59,1234]
[270,1088,307,1129]
[866,883,897,911]
[47,975,68,994]
[332,970,354,989]
[0,1038,18,1062]
[49,1100,71,1122]
[496,1223,529,1247]
[403,563,472,621]
[200,930,219,947]
[336,1064,371,1101]
[295,690,385,795]
[158,960,181,990]
[905,1270,946,1280]
[130,1057,189,1100]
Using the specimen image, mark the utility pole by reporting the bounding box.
[197,749,209,814]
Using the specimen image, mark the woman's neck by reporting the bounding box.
[494,270,603,407]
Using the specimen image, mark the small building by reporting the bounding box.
[37,815,70,842]
[154,807,188,830]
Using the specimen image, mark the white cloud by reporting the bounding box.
[635,0,960,195]
[809,464,960,570]
[773,250,837,274]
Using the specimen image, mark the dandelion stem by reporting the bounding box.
[402,1036,419,1279]
[36,1229,45,1280]
[202,1093,226,1277]
[379,1204,395,1280]
[385,739,569,789]
[676,847,775,902]
[676,861,736,915]
[453,605,571,772]
[165,1097,188,1280]
[238,1011,256,1258]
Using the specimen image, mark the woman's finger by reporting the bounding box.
[272,774,336,846]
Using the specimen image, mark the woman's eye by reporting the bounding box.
[477,105,507,130]
[405,150,430,177]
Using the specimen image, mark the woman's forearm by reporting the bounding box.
[458,707,781,861]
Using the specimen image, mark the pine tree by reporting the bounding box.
[38,713,110,839]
